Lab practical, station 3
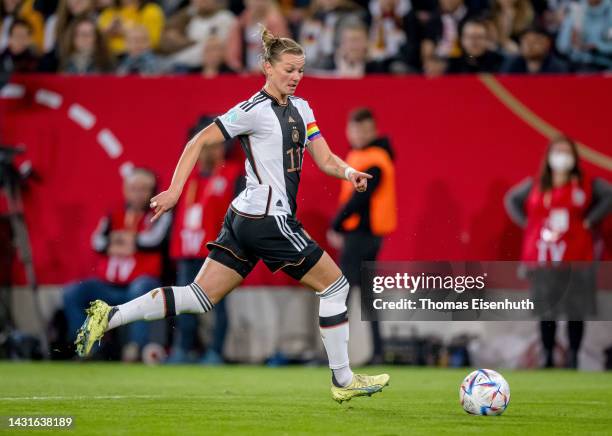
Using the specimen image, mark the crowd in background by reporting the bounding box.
[0,0,610,77]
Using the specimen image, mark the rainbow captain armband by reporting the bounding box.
[307,122,322,141]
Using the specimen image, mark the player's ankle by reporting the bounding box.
[332,366,353,387]
[106,306,122,331]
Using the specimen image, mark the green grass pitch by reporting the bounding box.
[1,363,611,435]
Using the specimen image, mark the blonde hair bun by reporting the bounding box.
[259,24,304,65]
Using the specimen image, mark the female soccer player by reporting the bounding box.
[76,27,390,403]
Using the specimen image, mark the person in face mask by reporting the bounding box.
[504,136,612,369]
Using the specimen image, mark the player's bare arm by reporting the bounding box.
[150,123,226,221]
[307,136,372,192]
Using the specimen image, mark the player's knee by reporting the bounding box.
[317,275,349,327]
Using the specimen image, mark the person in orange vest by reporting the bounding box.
[328,107,397,364]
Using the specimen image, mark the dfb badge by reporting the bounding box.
[292,128,299,143]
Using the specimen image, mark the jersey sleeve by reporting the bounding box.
[302,100,322,143]
[214,100,259,139]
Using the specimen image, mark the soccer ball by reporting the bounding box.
[459,369,510,416]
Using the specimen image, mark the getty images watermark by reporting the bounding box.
[360,262,612,321]
[371,271,533,311]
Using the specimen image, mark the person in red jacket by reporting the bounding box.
[167,123,242,364]
[63,167,171,360]
[505,136,612,368]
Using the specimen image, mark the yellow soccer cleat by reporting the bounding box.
[74,300,112,357]
[331,373,390,403]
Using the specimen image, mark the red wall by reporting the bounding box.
[1,74,611,285]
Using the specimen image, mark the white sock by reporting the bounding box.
[317,275,353,387]
[107,283,213,331]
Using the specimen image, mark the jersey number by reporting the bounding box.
[286,147,303,173]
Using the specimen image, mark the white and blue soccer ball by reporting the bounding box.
[459,369,510,416]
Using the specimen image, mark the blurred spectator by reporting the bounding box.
[59,16,114,73]
[225,0,289,73]
[98,0,165,55]
[159,0,189,16]
[33,0,60,18]
[422,53,445,75]
[0,18,38,73]
[501,26,568,73]
[490,0,534,54]
[278,0,310,36]
[556,0,612,72]
[0,0,44,51]
[43,0,96,54]
[420,0,473,73]
[63,168,172,361]
[175,34,235,75]
[167,126,242,364]
[319,19,388,76]
[368,0,409,68]
[200,35,234,76]
[398,0,437,71]
[39,0,97,72]
[299,0,366,71]
[504,136,612,368]
[117,24,161,74]
[464,0,490,14]
[94,0,113,12]
[159,0,235,69]
[536,0,568,35]
[481,13,501,50]
[328,107,397,365]
[446,18,503,73]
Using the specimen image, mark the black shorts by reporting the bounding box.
[206,208,324,280]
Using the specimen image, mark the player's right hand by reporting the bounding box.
[150,189,179,222]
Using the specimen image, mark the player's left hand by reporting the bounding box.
[349,170,372,193]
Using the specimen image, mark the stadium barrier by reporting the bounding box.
[1,74,611,286]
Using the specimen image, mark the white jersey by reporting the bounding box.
[214,89,322,218]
